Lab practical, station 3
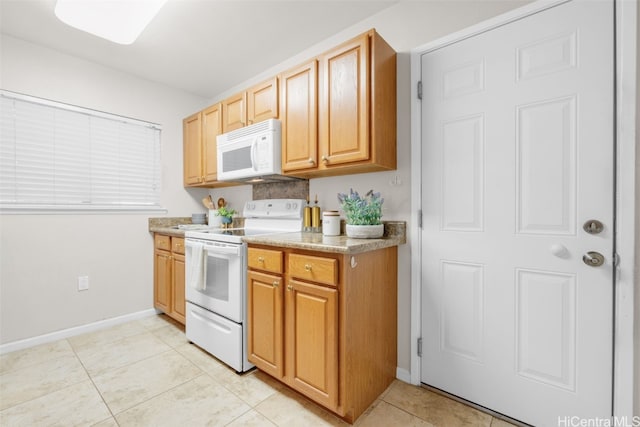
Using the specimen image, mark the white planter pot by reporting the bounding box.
[345,224,384,239]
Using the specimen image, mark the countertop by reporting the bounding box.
[149,218,406,254]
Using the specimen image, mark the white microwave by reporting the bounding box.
[217,119,298,183]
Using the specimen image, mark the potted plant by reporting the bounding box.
[215,205,237,228]
[337,188,384,238]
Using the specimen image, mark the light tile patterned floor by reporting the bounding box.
[0,315,516,426]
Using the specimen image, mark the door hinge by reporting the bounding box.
[417,81,423,100]
[418,209,423,229]
[417,337,423,357]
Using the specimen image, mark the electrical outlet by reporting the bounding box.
[78,276,89,291]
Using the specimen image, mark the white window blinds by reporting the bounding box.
[0,91,162,212]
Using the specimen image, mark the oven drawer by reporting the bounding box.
[185,302,245,372]
[288,253,338,286]
[248,247,283,274]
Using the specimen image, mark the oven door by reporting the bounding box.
[185,239,246,323]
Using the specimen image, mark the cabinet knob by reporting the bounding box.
[258,256,265,263]
[308,158,315,165]
[272,281,279,288]
[304,264,312,272]
[321,155,329,163]
[287,285,293,291]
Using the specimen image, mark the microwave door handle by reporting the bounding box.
[251,137,259,171]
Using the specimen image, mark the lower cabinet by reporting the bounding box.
[153,234,186,324]
[247,244,397,423]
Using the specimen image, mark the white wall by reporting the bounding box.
[0,35,209,344]
[203,0,532,373]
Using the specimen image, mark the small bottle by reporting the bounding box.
[311,194,321,233]
[303,196,312,232]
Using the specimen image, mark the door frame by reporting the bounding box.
[409,0,637,417]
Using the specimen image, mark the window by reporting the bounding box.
[0,90,162,212]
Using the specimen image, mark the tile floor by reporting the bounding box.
[0,314,516,426]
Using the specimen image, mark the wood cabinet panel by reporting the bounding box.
[286,279,338,411]
[155,234,171,251]
[248,244,398,423]
[171,237,185,255]
[248,77,278,125]
[154,249,171,313]
[319,33,369,167]
[288,253,338,286]
[183,112,203,185]
[281,60,318,172]
[222,92,247,133]
[153,234,186,325]
[202,103,222,183]
[248,270,284,378]
[172,253,186,324]
[248,247,283,274]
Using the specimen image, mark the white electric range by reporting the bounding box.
[184,199,304,372]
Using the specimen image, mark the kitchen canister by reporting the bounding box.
[322,211,341,236]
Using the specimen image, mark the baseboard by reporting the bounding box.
[0,308,159,355]
[396,367,412,383]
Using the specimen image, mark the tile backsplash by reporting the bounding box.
[252,180,309,200]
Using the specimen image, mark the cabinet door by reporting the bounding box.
[183,112,203,185]
[202,103,222,184]
[222,92,246,133]
[286,279,338,410]
[281,60,318,172]
[248,270,284,378]
[171,253,186,324]
[248,77,278,125]
[154,249,172,313]
[319,33,370,167]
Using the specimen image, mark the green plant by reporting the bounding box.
[337,189,384,225]
[215,206,237,219]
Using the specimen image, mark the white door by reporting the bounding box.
[419,1,614,425]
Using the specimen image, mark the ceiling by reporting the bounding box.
[0,0,398,99]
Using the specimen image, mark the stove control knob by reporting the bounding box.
[286,202,291,210]
[292,202,298,210]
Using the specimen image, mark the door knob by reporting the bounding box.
[582,251,605,267]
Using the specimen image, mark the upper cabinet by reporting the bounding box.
[248,77,279,125]
[221,92,246,133]
[183,111,202,186]
[183,28,396,187]
[183,103,237,187]
[222,77,279,133]
[281,60,318,172]
[282,29,397,178]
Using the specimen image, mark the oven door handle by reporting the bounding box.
[203,244,242,257]
[186,240,242,256]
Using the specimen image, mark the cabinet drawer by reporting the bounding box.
[172,237,185,255]
[288,254,338,286]
[154,234,171,251]
[248,248,283,274]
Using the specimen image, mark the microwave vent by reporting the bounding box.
[225,119,279,142]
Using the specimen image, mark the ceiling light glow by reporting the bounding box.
[54,0,168,45]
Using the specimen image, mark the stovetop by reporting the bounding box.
[185,198,305,244]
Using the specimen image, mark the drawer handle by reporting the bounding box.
[258,256,265,263]
[272,281,279,288]
[304,264,312,272]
